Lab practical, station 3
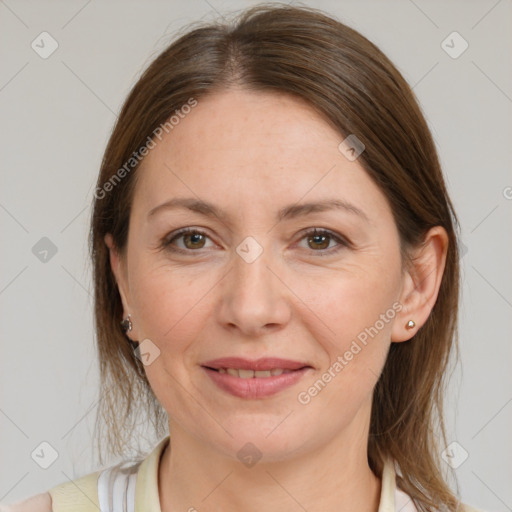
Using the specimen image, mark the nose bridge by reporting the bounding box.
[232,236,276,303]
[219,235,289,333]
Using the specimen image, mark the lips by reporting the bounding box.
[201,357,313,399]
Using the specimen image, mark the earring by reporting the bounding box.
[121,314,132,332]
[406,320,416,329]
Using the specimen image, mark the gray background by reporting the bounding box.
[1,0,511,510]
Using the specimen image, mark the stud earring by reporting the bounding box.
[406,320,416,329]
[121,314,132,332]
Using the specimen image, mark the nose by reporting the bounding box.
[217,242,292,338]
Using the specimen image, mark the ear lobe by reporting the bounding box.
[391,226,449,343]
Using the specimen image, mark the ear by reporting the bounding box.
[391,226,449,343]
[104,233,139,342]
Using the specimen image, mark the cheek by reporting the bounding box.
[297,263,400,353]
[295,275,396,424]
[128,267,213,411]
[130,258,208,332]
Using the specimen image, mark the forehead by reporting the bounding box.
[158,89,341,165]
[132,89,391,224]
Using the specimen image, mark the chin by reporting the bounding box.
[208,416,314,462]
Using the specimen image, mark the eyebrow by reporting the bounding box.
[147,197,370,223]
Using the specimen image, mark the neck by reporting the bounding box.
[158,425,382,512]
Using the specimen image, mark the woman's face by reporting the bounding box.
[108,89,411,462]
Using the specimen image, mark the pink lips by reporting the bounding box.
[201,357,312,399]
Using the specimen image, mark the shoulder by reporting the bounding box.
[390,459,486,512]
[47,470,101,512]
[393,468,487,512]
[0,492,52,512]
[0,470,101,512]
[0,437,169,512]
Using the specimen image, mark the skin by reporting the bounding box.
[105,88,448,512]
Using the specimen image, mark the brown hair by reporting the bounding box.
[89,3,463,511]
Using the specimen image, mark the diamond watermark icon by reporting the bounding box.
[236,236,263,264]
[237,442,262,468]
[32,237,58,263]
[31,441,59,469]
[31,31,59,59]
[441,32,468,59]
[134,338,161,366]
[441,441,469,469]
[338,134,365,161]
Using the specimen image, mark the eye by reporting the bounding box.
[296,228,349,255]
[163,228,213,253]
[162,227,349,255]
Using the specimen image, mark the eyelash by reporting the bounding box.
[161,227,349,256]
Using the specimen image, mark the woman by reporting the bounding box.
[2,3,484,512]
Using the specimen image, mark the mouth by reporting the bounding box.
[201,357,313,399]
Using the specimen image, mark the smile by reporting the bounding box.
[201,357,313,399]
